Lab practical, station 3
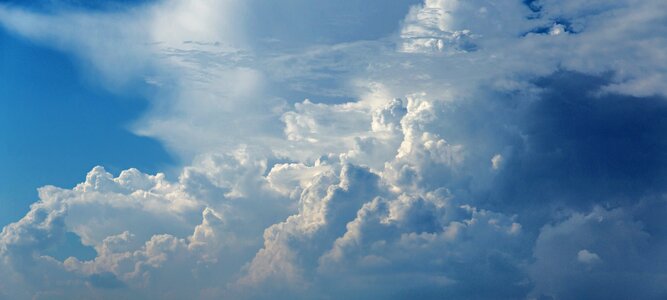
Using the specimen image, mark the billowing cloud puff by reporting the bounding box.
[2,0,667,299]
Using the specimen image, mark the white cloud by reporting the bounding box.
[2,0,667,298]
[491,154,503,170]
[0,152,296,299]
[577,249,601,265]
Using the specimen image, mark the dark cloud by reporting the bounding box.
[89,272,126,289]
[1,0,667,299]
[494,71,667,210]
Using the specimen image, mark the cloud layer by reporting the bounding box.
[2,0,667,299]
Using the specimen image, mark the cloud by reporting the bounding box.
[577,249,601,265]
[0,152,296,299]
[2,0,667,299]
[528,204,667,299]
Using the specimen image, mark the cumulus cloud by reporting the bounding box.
[577,249,601,265]
[2,0,667,299]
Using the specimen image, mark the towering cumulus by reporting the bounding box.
[1,0,667,299]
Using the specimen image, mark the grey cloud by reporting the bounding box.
[2,0,667,299]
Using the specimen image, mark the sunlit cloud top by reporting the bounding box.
[1,0,667,299]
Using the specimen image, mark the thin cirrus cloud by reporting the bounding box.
[1,0,667,299]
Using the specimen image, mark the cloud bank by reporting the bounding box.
[2,0,667,299]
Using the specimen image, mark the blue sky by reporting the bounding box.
[1,0,667,299]
[0,26,173,226]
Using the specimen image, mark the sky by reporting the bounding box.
[1,0,667,299]
[0,25,173,225]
